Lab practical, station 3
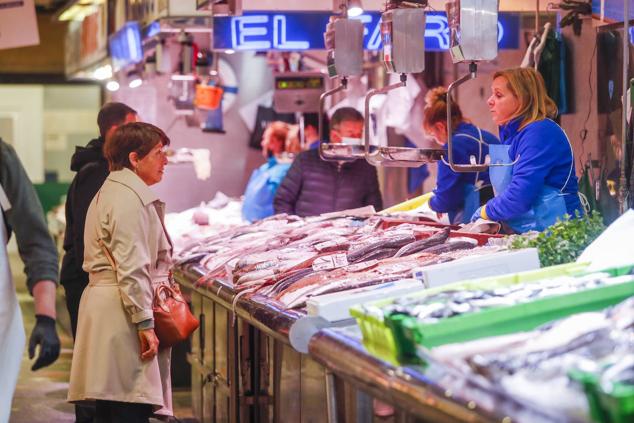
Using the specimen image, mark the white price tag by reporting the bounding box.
[312,253,349,271]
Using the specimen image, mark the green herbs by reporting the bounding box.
[509,212,606,267]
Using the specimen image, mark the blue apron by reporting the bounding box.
[488,143,570,233]
[448,130,486,224]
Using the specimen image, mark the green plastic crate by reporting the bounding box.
[349,261,591,364]
[391,278,634,354]
[570,368,634,423]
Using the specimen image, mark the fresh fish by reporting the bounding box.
[422,240,476,255]
[393,227,450,257]
[347,232,416,262]
[351,247,398,264]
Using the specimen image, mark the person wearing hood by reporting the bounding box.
[60,102,137,422]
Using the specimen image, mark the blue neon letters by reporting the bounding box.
[214,12,519,51]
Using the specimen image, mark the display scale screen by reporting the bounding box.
[275,76,324,90]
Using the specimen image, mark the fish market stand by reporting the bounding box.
[174,261,573,423]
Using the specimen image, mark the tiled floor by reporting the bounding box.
[8,253,194,422]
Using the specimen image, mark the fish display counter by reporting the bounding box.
[169,210,565,422]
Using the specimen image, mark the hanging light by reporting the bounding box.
[106,80,120,92]
[347,0,363,17]
[127,69,143,88]
[93,64,113,81]
[128,78,142,88]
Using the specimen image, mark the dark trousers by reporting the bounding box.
[63,281,87,339]
[95,400,153,423]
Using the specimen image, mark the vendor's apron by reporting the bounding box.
[488,139,573,233]
[448,128,487,224]
[0,183,25,423]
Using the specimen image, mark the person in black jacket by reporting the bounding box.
[273,107,382,216]
[59,102,137,423]
[61,102,138,337]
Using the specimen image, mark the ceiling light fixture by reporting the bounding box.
[106,80,120,92]
[347,0,364,17]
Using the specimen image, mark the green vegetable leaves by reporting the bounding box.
[509,212,605,267]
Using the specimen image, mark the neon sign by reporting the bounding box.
[214,11,519,51]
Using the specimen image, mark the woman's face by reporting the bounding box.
[425,121,448,144]
[261,127,285,157]
[487,76,520,126]
[133,142,168,186]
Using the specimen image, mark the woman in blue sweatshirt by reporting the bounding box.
[424,87,500,224]
[472,67,583,233]
[242,122,295,222]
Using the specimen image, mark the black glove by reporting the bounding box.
[28,314,61,371]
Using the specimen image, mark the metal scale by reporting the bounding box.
[442,0,501,173]
[318,13,370,161]
[318,0,503,170]
[363,1,443,167]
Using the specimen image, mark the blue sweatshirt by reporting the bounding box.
[429,122,499,213]
[486,117,582,222]
[242,157,292,222]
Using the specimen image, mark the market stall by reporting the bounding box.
[168,205,574,422]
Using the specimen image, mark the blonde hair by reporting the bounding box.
[422,86,464,132]
[493,68,557,129]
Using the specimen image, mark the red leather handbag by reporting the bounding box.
[98,239,199,348]
[153,281,199,348]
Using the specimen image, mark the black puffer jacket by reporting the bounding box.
[273,148,383,217]
[60,137,108,288]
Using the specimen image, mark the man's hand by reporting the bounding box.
[28,315,60,371]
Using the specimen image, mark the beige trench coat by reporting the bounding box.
[68,168,174,415]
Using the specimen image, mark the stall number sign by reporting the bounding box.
[213,11,519,51]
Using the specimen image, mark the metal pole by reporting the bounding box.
[619,2,630,213]
[535,0,540,34]
[325,370,338,423]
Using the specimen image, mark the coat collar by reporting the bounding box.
[108,168,158,206]
[499,116,523,142]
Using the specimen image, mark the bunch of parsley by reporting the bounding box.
[509,212,606,267]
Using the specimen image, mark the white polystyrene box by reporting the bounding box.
[414,248,541,288]
[306,279,424,322]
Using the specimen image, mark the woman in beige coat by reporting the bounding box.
[68,122,172,422]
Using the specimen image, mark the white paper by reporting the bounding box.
[577,209,634,271]
[0,0,39,50]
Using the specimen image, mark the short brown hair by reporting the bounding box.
[105,122,170,171]
[493,67,557,129]
[331,107,363,129]
[97,102,137,137]
[423,86,464,132]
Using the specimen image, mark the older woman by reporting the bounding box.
[472,67,583,233]
[68,122,172,422]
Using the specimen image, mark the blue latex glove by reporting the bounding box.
[470,206,483,223]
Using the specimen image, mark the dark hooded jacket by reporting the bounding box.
[59,137,108,287]
[273,148,383,217]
